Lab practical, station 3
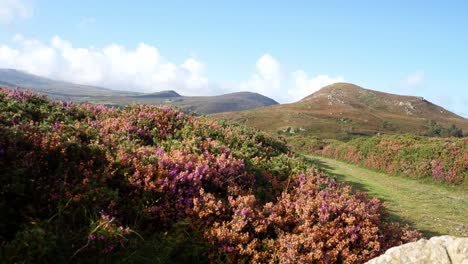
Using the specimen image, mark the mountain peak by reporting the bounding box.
[159,90,181,97]
[300,83,442,116]
[215,82,467,137]
[320,82,364,91]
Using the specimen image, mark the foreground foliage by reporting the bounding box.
[0,88,420,263]
[320,135,467,184]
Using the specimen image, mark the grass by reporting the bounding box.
[305,155,468,237]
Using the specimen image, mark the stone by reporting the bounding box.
[366,236,468,264]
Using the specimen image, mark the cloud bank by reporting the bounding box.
[0,35,344,102]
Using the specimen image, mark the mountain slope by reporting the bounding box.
[213,82,468,137]
[83,91,278,114]
[0,69,138,97]
[0,68,278,114]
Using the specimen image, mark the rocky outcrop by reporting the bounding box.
[366,236,468,264]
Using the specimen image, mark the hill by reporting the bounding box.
[116,91,279,114]
[0,69,278,114]
[137,90,181,98]
[0,69,138,97]
[213,82,468,138]
[0,88,419,262]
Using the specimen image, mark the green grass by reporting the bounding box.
[305,155,468,237]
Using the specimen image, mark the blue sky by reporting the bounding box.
[0,0,467,116]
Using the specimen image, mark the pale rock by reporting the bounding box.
[366,236,468,264]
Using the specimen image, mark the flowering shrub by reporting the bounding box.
[193,170,420,263]
[83,211,135,255]
[321,135,467,184]
[0,88,420,263]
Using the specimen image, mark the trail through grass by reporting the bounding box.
[306,155,467,237]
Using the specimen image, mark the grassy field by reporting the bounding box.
[306,155,468,237]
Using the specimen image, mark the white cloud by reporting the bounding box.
[0,36,344,101]
[0,35,209,94]
[239,54,283,100]
[0,0,32,25]
[239,54,344,102]
[291,70,344,101]
[181,58,208,89]
[403,71,425,87]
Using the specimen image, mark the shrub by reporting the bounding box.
[0,88,420,263]
[321,134,467,184]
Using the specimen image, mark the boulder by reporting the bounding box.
[366,236,468,264]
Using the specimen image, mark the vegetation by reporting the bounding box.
[423,120,464,138]
[319,135,467,184]
[0,88,420,263]
[308,156,468,237]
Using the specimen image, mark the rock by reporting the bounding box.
[366,236,468,264]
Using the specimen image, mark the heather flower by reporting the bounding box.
[0,88,422,262]
[431,160,445,180]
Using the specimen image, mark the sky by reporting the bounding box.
[0,0,467,116]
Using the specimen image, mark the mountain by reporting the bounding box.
[0,69,139,97]
[213,82,468,138]
[105,91,279,114]
[137,90,181,98]
[0,69,278,114]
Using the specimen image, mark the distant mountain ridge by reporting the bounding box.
[0,69,278,114]
[0,69,137,97]
[137,90,181,98]
[213,82,468,137]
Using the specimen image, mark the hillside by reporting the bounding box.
[0,69,138,97]
[107,91,279,114]
[0,69,278,114]
[213,82,468,138]
[0,88,419,263]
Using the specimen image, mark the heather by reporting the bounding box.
[320,135,467,184]
[0,88,419,263]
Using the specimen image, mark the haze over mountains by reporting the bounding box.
[0,69,278,114]
[214,83,468,137]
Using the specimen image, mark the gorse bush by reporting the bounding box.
[321,135,467,184]
[0,88,420,263]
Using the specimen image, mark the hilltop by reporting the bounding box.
[213,82,468,138]
[0,69,278,114]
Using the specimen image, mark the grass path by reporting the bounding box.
[305,155,467,237]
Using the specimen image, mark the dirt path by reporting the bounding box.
[307,155,468,237]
